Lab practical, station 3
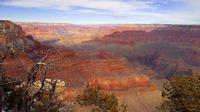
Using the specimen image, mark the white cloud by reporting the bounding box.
[1,0,200,24]
[1,0,155,14]
[76,9,105,15]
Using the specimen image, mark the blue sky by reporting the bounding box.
[0,0,200,24]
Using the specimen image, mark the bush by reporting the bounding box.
[76,86,127,112]
[158,73,200,112]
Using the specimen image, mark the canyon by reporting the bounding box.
[1,21,200,112]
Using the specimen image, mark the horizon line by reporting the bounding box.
[1,20,200,25]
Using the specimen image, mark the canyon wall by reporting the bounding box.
[7,21,200,111]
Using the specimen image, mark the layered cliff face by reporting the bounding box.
[88,76,156,91]
[45,51,139,88]
[0,21,34,80]
[71,25,200,81]
[1,21,169,112]
[17,23,172,47]
[95,26,200,45]
[2,51,33,79]
[5,22,200,112]
[17,23,119,46]
[42,49,160,112]
[18,23,200,48]
[0,21,25,54]
[24,35,55,62]
[0,21,54,79]
[2,21,158,89]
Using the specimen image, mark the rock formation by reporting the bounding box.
[6,21,196,112]
[0,21,33,79]
[88,76,156,91]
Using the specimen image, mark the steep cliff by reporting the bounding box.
[0,20,25,52]
[0,20,33,79]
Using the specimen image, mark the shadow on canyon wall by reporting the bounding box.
[67,25,200,80]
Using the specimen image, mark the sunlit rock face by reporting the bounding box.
[88,76,156,91]
[0,21,33,79]
[30,79,66,101]
[0,21,54,79]
[0,21,25,54]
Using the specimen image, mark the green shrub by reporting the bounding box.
[76,86,127,112]
[158,73,200,112]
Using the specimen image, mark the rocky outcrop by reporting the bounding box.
[0,21,54,62]
[31,79,66,101]
[0,21,25,54]
[0,21,34,79]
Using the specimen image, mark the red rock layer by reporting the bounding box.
[17,23,173,46]
[96,27,200,45]
[17,23,200,48]
[2,51,33,79]
[0,21,34,80]
[88,76,156,91]
[0,22,160,110]
[45,50,137,88]
[17,23,119,45]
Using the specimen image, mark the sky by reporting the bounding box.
[0,0,200,24]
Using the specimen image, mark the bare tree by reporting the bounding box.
[0,46,68,112]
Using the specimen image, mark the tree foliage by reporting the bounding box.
[158,73,200,112]
[76,86,127,112]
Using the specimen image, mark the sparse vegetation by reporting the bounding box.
[76,86,127,112]
[158,73,200,112]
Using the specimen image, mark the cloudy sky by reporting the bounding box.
[0,0,200,24]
